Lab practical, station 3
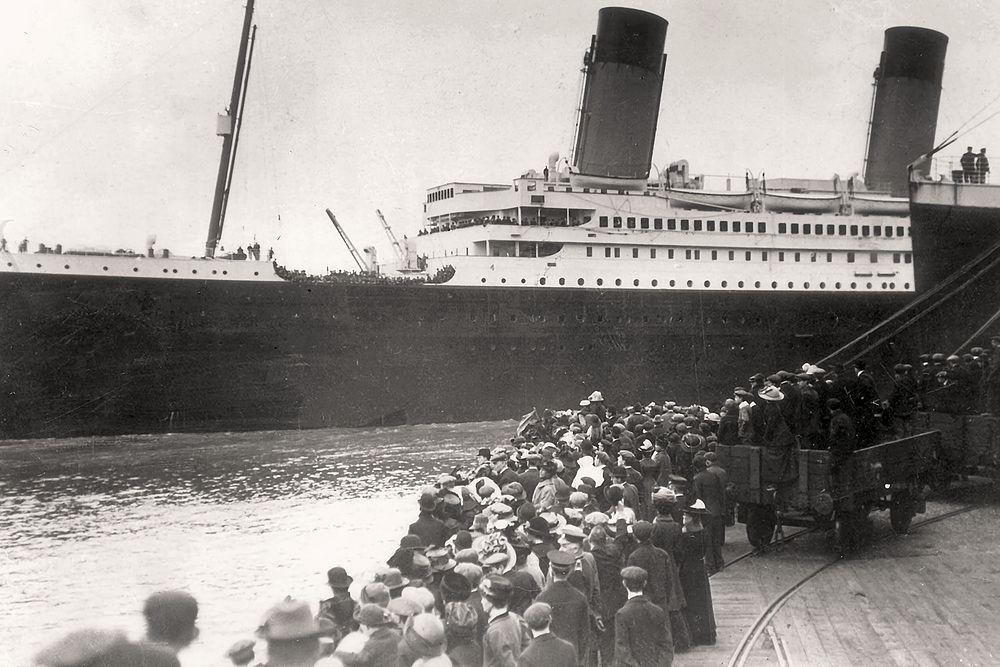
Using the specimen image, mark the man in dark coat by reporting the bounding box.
[625,521,669,608]
[490,451,520,488]
[614,566,673,666]
[692,455,727,574]
[518,454,541,501]
[408,491,450,548]
[534,550,590,665]
[518,602,577,667]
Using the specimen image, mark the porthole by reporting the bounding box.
[222,270,228,275]
[738,281,744,288]
[788,281,794,288]
[64,264,70,269]
[253,271,258,276]
[904,282,910,289]
[520,278,526,284]
[754,281,761,288]
[651,279,658,287]
[559,278,566,286]
[615,279,622,286]
[6,262,11,267]
[704,280,711,288]
[172,269,178,274]
[163,268,168,273]
[721,281,727,288]
[596,278,603,286]
[133,267,139,273]
[835,282,841,289]
[539,277,546,285]
[669,280,676,287]
[633,279,640,287]
[193,270,198,275]
[771,281,778,289]
[481,278,487,283]
[212,270,218,275]
[867,282,873,289]
[851,282,857,289]
[819,282,826,289]
[501,278,507,284]
[102,266,108,271]
[889,282,895,289]
[686,280,693,287]
[36,264,41,268]
[578,278,585,286]
[881,282,887,289]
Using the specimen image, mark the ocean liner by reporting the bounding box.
[0,7,979,439]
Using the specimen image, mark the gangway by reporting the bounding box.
[325,208,369,272]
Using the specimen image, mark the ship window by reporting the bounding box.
[704,280,711,287]
[820,282,826,288]
[694,220,702,231]
[521,278,527,284]
[596,278,603,286]
[668,249,675,259]
[599,216,608,227]
[721,280,727,287]
[898,226,905,236]
[685,249,692,259]
[481,278,487,283]
[578,278,585,285]
[501,278,507,284]
[794,252,801,262]
[745,251,752,261]
[838,225,847,235]
[874,225,882,236]
[613,217,622,228]
[804,224,812,234]
[667,219,676,230]
[634,279,641,286]
[720,221,728,231]
[627,217,636,229]
[754,281,761,288]
[728,250,735,260]
[815,225,823,235]
[641,218,649,229]
[654,218,663,230]
[791,223,799,234]
[632,248,639,258]
[559,278,566,285]
[862,225,870,237]
[778,252,785,261]
[850,224,859,235]
[694,250,701,260]
[835,282,841,289]
[650,248,657,259]
[870,252,878,263]
[707,220,715,231]
[779,223,787,234]
[687,280,694,287]
[652,279,658,287]
[711,250,718,260]
[771,281,778,289]
[810,252,817,262]
[539,277,546,285]
[905,253,912,264]
[586,246,593,257]
[680,219,690,231]
[746,222,755,232]
[605,247,611,258]
[892,253,900,263]
[738,281,744,287]
[614,247,621,258]
[761,251,768,261]
[886,226,893,237]
[825,224,834,235]
[670,280,676,287]
[789,282,795,288]
[827,252,833,262]
[615,278,622,286]
[758,223,767,232]
[847,252,855,263]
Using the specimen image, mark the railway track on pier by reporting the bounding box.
[723,502,984,667]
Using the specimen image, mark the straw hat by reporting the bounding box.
[257,598,334,640]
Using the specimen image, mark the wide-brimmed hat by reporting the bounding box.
[403,613,447,658]
[358,582,391,607]
[501,482,526,501]
[683,499,708,515]
[387,597,422,619]
[357,603,393,628]
[556,524,586,542]
[759,386,785,401]
[588,391,604,402]
[524,516,551,541]
[426,547,457,573]
[326,567,353,589]
[257,598,335,640]
[652,487,678,504]
[373,567,409,591]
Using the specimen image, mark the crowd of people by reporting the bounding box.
[419,214,584,236]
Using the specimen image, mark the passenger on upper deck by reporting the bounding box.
[977,148,990,184]
[962,146,978,183]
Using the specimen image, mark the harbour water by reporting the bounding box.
[0,421,513,666]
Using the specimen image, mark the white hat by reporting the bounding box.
[759,386,785,401]
[579,399,591,407]
[588,391,604,402]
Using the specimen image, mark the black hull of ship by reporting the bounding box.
[1,270,975,440]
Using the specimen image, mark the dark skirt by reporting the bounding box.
[677,530,717,645]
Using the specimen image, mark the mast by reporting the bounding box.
[204,0,256,259]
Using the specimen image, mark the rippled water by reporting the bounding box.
[0,421,513,666]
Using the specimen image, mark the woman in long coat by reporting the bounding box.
[677,501,717,645]
[757,386,798,485]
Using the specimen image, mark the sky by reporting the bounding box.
[1,1,998,273]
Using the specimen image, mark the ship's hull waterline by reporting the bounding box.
[0,268,976,440]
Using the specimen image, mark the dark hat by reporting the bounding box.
[143,590,198,633]
[440,570,473,602]
[523,602,553,630]
[632,520,653,541]
[611,465,629,478]
[407,552,432,580]
[501,482,526,500]
[620,566,648,588]
[426,547,457,573]
[400,533,426,550]
[479,575,513,604]
[357,603,393,628]
[326,567,353,589]
[547,549,576,572]
[749,372,766,382]
[525,516,551,540]
[478,447,491,458]
[418,491,438,512]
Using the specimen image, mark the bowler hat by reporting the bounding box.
[326,567,353,589]
[418,491,438,512]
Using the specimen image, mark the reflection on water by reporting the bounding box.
[0,421,513,666]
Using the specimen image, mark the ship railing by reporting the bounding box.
[914,154,992,185]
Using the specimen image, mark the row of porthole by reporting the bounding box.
[484,276,910,290]
[34,263,264,277]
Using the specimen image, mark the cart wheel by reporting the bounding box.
[745,504,776,548]
[890,490,914,534]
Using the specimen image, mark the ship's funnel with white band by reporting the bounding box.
[864,26,948,197]
[570,7,667,191]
